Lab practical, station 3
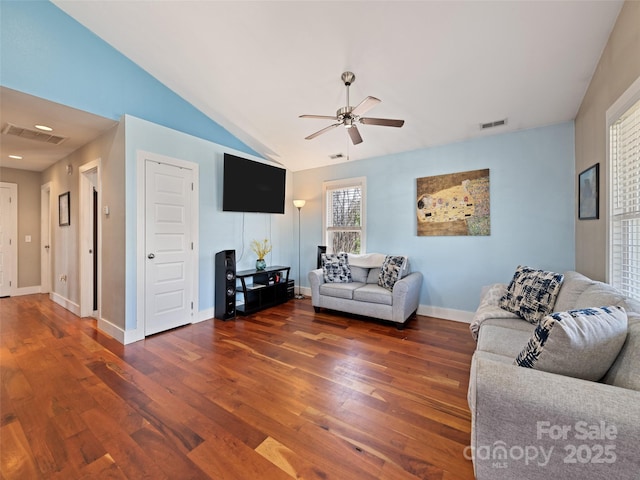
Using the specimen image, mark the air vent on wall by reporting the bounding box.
[1,123,68,145]
[329,153,344,160]
[480,118,507,130]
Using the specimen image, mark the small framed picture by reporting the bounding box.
[59,191,70,226]
[578,163,599,220]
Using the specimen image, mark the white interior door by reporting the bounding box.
[0,183,17,297]
[145,160,195,336]
[80,163,99,317]
[41,183,52,294]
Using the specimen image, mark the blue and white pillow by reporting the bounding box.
[321,252,352,283]
[515,306,628,381]
[499,265,564,324]
[378,255,408,291]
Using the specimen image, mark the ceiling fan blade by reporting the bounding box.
[305,123,341,140]
[360,117,405,127]
[299,114,338,120]
[347,125,363,145]
[351,96,381,116]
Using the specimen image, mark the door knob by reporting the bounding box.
[148,253,155,259]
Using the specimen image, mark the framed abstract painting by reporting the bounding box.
[578,163,599,220]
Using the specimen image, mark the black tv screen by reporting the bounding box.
[223,154,286,214]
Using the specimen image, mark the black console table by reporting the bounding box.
[236,265,292,315]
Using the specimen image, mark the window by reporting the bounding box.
[323,177,366,254]
[609,77,640,300]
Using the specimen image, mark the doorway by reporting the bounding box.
[40,182,52,294]
[0,182,17,297]
[136,151,199,338]
[79,161,100,318]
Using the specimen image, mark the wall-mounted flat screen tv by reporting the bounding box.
[223,153,286,214]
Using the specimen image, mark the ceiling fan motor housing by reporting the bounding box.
[337,106,355,123]
[341,71,356,86]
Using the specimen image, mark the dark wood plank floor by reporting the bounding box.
[0,294,477,479]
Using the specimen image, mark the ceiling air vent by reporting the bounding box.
[1,123,68,145]
[480,118,507,130]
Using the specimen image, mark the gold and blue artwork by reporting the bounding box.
[416,168,490,236]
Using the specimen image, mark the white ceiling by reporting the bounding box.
[0,87,117,171]
[9,1,626,173]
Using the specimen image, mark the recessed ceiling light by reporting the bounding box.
[34,124,53,132]
[8,155,23,160]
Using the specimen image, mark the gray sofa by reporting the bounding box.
[308,254,423,327]
[468,270,640,479]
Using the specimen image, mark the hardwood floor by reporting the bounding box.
[0,294,477,479]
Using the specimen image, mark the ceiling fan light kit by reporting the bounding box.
[300,71,405,145]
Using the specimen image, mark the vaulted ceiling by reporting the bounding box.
[7,1,626,172]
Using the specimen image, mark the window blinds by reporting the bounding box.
[610,98,640,299]
[326,184,362,254]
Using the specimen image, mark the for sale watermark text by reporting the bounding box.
[465,420,618,469]
[537,420,617,441]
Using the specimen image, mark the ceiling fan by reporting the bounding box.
[300,71,405,145]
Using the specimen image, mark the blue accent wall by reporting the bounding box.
[0,0,259,157]
[293,122,576,314]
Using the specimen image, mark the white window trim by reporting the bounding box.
[606,74,640,285]
[322,176,366,254]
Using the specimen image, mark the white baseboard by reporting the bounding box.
[417,304,474,324]
[123,326,144,344]
[300,286,312,297]
[197,308,214,323]
[97,317,125,343]
[14,286,41,296]
[50,292,80,316]
[99,310,212,346]
[96,317,144,345]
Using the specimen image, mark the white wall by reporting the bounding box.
[293,122,576,320]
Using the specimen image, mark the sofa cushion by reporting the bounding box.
[575,281,640,313]
[321,252,352,283]
[319,282,364,300]
[553,270,596,312]
[367,267,382,284]
[353,284,393,305]
[349,266,369,284]
[378,255,408,291]
[514,306,628,381]
[601,313,640,391]
[499,265,564,324]
[477,324,534,358]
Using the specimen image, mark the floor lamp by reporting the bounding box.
[293,199,306,299]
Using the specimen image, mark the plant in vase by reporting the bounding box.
[250,239,272,271]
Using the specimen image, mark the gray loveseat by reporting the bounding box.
[468,270,640,479]
[308,253,423,327]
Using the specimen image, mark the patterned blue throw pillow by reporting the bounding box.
[321,252,352,283]
[378,255,407,291]
[499,265,564,324]
[514,306,628,381]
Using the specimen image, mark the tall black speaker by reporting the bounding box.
[317,246,327,269]
[215,250,236,320]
